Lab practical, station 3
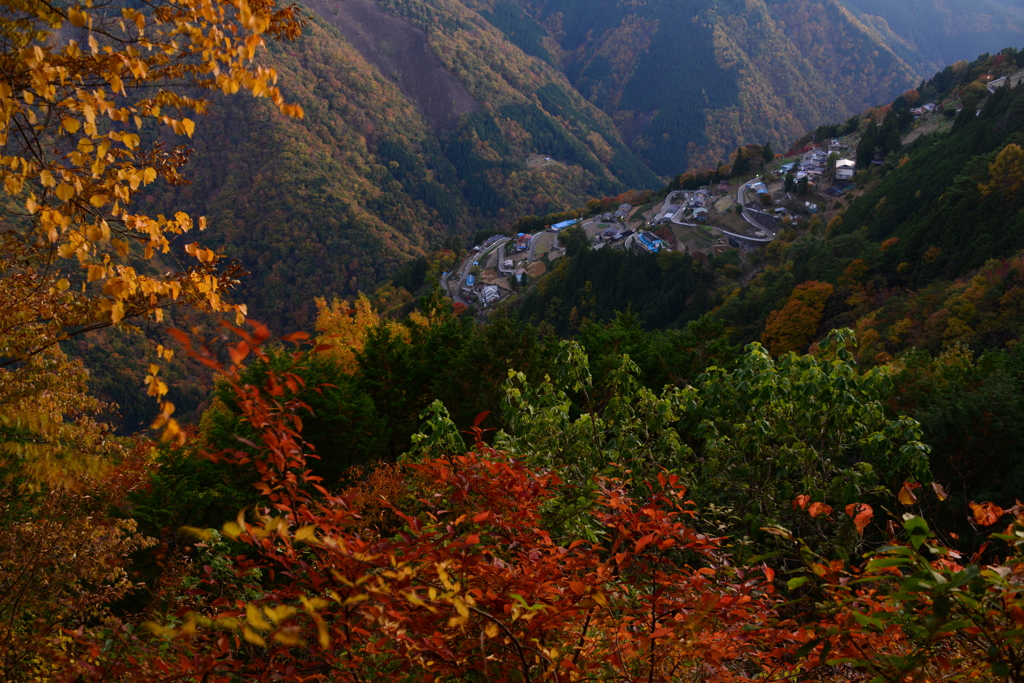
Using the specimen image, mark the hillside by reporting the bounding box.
[839,0,1024,74]
[16,3,1024,679]
[140,0,1024,329]
[143,8,660,329]
[490,0,919,173]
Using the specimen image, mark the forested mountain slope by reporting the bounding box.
[493,0,919,173]
[144,9,659,329]
[839,0,1024,74]
[140,0,1024,329]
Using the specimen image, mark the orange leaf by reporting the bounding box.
[793,494,810,510]
[634,533,655,553]
[808,502,832,518]
[845,503,873,534]
[763,565,775,583]
[228,341,250,366]
[970,501,1005,526]
[897,483,919,505]
[568,581,586,596]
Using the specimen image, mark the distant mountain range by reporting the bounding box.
[144,0,1024,327]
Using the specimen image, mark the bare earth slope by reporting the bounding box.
[303,0,481,132]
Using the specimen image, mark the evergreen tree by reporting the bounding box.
[857,122,878,168]
[897,107,913,132]
[762,141,775,164]
[731,147,749,177]
[883,129,903,157]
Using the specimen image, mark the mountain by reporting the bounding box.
[838,0,1024,74]
[478,0,922,173]
[142,0,1024,330]
[144,7,661,329]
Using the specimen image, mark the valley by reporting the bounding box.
[11,1,1024,680]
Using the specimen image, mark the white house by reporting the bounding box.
[835,159,856,181]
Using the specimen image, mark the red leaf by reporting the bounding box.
[253,324,273,343]
[473,411,491,427]
[808,502,832,518]
[228,341,250,366]
[167,327,191,347]
[792,494,810,510]
[970,501,1005,526]
[634,533,655,553]
[844,503,873,534]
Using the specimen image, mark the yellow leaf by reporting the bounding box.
[143,167,157,185]
[62,117,80,134]
[111,300,125,323]
[485,623,499,638]
[242,627,266,647]
[273,628,302,646]
[159,418,180,443]
[897,483,919,506]
[67,7,89,27]
[246,604,271,631]
[181,118,195,138]
[55,183,74,202]
[264,605,296,625]
[56,278,70,291]
[294,525,317,543]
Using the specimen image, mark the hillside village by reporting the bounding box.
[440,72,1006,313]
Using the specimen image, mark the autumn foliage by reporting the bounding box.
[52,324,797,682]
[761,280,835,355]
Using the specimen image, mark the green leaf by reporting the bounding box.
[787,576,810,590]
[903,516,931,550]
[865,557,911,572]
[794,637,822,659]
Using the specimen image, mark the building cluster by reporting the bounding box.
[910,103,938,117]
[471,234,506,254]
[596,203,633,222]
[634,231,664,253]
[651,190,711,226]
[548,218,580,232]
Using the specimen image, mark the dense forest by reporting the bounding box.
[11,0,1024,681]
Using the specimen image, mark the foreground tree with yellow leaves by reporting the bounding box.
[0,0,304,443]
[0,1,303,677]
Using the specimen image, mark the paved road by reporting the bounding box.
[737,184,748,206]
[660,191,684,218]
[741,207,778,239]
[527,231,557,262]
[496,240,513,275]
[669,211,773,246]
